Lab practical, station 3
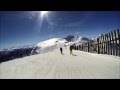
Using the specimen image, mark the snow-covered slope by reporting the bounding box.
[31,38,68,54]
[0,47,119,79]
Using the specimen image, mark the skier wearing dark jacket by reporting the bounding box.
[70,45,73,55]
[60,47,63,54]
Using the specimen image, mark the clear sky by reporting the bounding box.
[0,11,120,50]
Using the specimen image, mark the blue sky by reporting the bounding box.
[0,11,120,50]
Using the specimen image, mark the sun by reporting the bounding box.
[41,11,48,17]
[36,11,49,32]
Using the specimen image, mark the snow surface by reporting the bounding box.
[0,46,119,79]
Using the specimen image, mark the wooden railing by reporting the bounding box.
[74,29,120,57]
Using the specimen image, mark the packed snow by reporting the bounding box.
[0,46,119,79]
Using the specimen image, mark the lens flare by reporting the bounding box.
[41,11,48,17]
[37,11,49,33]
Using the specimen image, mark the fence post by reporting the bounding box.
[103,35,105,54]
[114,30,118,56]
[106,34,109,55]
[100,36,102,54]
[97,38,100,54]
[79,45,81,50]
[105,34,107,54]
[75,46,76,50]
[88,42,89,52]
[77,46,79,50]
[105,34,108,54]
[101,34,103,54]
[111,31,115,55]
[109,33,112,55]
[81,44,83,51]
[117,29,120,57]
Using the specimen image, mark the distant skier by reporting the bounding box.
[70,45,73,55]
[60,47,63,54]
[70,44,75,55]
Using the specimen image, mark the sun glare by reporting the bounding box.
[36,11,49,32]
[41,11,48,17]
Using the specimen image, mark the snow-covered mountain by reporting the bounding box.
[64,35,75,41]
[31,38,68,54]
[64,35,90,45]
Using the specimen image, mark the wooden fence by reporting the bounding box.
[74,29,120,57]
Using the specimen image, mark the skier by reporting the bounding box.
[70,45,73,55]
[70,44,75,55]
[60,47,63,54]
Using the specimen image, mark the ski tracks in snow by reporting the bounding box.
[0,47,120,79]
